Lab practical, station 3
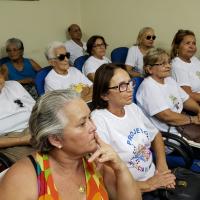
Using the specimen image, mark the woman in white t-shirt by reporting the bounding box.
[136,48,200,143]
[82,35,111,82]
[91,63,175,199]
[125,27,156,77]
[171,29,200,104]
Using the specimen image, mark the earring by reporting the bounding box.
[58,145,62,149]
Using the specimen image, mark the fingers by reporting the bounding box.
[94,133,106,147]
[88,148,103,163]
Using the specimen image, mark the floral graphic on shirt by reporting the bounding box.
[71,83,85,93]
[169,95,179,110]
[196,71,200,79]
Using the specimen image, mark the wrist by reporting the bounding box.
[188,116,192,124]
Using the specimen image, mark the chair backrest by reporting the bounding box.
[132,77,144,104]
[111,47,129,64]
[35,66,52,96]
[0,56,10,66]
[74,55,89,71]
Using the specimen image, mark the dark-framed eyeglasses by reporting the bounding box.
[55,52,70,61]
[146,35,156,40]
[150,61,172,67]
[108,80,135,92]
[93,43,107,48]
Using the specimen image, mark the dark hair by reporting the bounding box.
[86,35,108,55]
[92,63,127,110]
[170,29,195,59]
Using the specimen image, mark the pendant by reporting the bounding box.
[79,185,85,193]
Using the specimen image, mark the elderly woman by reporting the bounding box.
[171,29,200,104]
[82,35,111,82]
[0,89,141,200]
[1,38,41,99]
[136,48,200,145]
[45,41,93,102]
[125,27,156,77]
[91,63,175,199]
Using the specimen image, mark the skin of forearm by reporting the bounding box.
[183,98,200,113]
[115,164,142,200]
[0,136,30,148]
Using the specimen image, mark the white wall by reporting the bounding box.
[0,0,81,66]
[81,0,200,57]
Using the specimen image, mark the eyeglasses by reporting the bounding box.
[108,80,135,92]
[150,61,171,67]
[93,43,107,48]
[55,52,70,61]
[146,35,156,40]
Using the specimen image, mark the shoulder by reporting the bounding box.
[0,157,37,199]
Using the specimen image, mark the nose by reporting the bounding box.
[88,119,97,133]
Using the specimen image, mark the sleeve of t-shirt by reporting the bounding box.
[44,72,60,92]
[172,63,190,87]
[74,68,93,86]
[178,84,189,103]
[125,46,136,67]
[137,84,170,116]
[83,59,95,76]
[135,104,158,142]
[91,111,111,144]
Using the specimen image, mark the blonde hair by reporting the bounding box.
[135,27,154,46]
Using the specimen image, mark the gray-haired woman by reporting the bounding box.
[0,89,141,200]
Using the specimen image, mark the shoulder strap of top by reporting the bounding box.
[28,154,37,175]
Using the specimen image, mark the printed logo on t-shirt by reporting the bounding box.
[195,71,200,79]
[127,128,151,172]
[169,95,179,110]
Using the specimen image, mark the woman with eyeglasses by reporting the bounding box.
[136,48,200,145]
[82,35,111,82]
[125,27,156,77]
[91,63,176,199]
[171,29,200,104]
[44,41,93,102]
[1,38,41,99]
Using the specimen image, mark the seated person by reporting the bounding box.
[82,35,111,82]
[1,38,41,99]
[64,24,87,65]
[0,73,35,162]
[171,29,200,104]
[136,48,200,145]
[125,27,156,77]
[91,63,175,199]
[44,41,93,102]
[0,89,141,200]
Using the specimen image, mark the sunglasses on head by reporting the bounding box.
[56,52,70,61]
[146,35,156,40]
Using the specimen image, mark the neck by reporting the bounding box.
[139,45,151,55]
[72,39,83,47]
[49,149,83,172]
[151,75,165,84]
[108,104,125,117]
[54,68,68,75]
[94,54,104,60]
[178,55,191,63]
[11,57,23,64]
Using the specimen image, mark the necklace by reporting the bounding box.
[78,184,86,193]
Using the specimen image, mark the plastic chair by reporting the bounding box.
[111,47,128,64]
[132,77,144,104]
[0,56,10,66]
[35,66,52,96]
[74,55,89,72]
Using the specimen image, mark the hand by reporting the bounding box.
[191,116,200,125]
[81,86,92,102]
[147,170,176,191]
[88,134,125,172]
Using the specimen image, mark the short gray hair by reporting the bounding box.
[143,48,169,77]
[44,41,66,60]
[29,89,80,153]
[6,38,24,52]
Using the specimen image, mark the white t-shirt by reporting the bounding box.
[125,45,144,74]
[82,56,111,76]
[91,103,158,181]
[44,67,92,92]
[136,76,189,133]
[172,56,200,93]
[0,81,35,134]
[64,39,87,65]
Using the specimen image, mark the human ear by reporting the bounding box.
[48,135,63,149]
